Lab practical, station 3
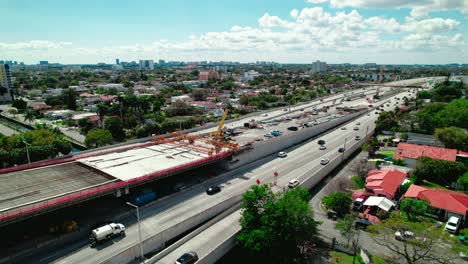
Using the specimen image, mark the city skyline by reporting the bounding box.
[1,0,467,64]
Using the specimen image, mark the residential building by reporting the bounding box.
[139,60,154,70]
[199,70,219,81]
[404,185,468,221]
[365,169,408,200]
[242,70,260,82]
[310,60,327,73]
[393,142,458,167]
[0,64,13,102]
[170,95,191,103]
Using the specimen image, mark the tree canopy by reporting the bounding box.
[238,184,320,263]
[435,126,468,151]
[84,129,113,148]
[322,192,352,216]
[413,157,466,186]
[417,99,468,133]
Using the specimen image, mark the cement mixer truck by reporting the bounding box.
[89,223,125,247]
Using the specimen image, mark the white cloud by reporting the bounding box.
[290,9,298,18]
[306,0,329,3]
[0,6,465,64]
[329,0,468,15]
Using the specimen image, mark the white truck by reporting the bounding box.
[89,223,125,247]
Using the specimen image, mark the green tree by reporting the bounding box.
[78,118,94,134]
[431,81,464,102]
[238,185,320,263]
[399,198,428,221]
[11,99,27,111]
[23,109,35,126]
[105,117,125,141]
[375,111,399,133]
[322,192,352,216]
[62,88,77,110]
[336,214,356,247]
[413,157,466,186]
[368,212,453,264]
[85,129,113,148]
[435,127,468,151]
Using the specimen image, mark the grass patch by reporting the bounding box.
[372,255,386,264]
[330,251,364,264]
[377,149,395,159]
[352,176,365,189]
[421,181,448,190]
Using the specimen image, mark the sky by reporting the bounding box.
[0,0,467,64]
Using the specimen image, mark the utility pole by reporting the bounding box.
[126,202,144,262]
[21,136,31,166]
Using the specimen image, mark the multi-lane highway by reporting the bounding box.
[156,89,417,264]
[31,78,433,264]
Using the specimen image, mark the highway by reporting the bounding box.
[32,77,434,264]
[156,89,417,263]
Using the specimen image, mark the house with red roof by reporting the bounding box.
[393,142,458,168]
[404,185,468,221]
[364,169,408,200]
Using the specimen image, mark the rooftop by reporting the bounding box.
[404,185,468,215]
[393,142,458,162]
[365,169,407,197]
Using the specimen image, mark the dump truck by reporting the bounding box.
[89,223,125,247]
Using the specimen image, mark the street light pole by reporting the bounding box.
[126,202,144,262]
[21,136,31,165]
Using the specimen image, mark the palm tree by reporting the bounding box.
[96,103,107,128]
[23,110,35,126]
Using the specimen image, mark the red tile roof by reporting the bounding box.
[404,185,468,215]
[365,169,407,197]
[393,142,458,162]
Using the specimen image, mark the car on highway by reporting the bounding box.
[264,133,273,138]
[366,113,371,116]
[206,185,221,195]
[300,108,304,111]
[356,122,361,125]
[283,108,288,112]
[353,127,359,131]
[341,127,347,130]
[318,139,326,145]
[176,251,198,264]
[262,113,268,117]
[320,158,329,165]
[445,216,461,234]
[338,147,345,153]
[319,145,326,150]
[277,151,287,158]
[355,136,361,141]
[375,111,379,114]
[288,179,300,188]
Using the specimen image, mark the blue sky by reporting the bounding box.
[0,0,467,64]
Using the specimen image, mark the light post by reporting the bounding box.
[126,202,144,262]
[21,136,31,165]
[341,137,347,161]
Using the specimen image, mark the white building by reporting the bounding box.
[242,70,260,82]
[139,60,154,70]
[310,60,327,73]
[170,95,191,103]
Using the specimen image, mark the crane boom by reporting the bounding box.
[215,109,229,138]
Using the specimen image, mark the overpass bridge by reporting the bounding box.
[0,136,237,227]
[356,82,423,88]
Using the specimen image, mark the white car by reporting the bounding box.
[262,113,268,117]
[445,216,461,234]
[320,158,329,165]
[319,145,326,150]
[277,151,287,158]
[288,179,300,188]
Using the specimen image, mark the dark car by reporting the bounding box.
[354,219,372,229]
[338,147,345,153]
[206,185,221,195]
[175,251,198,264]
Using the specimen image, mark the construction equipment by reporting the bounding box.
[211,109,229,140]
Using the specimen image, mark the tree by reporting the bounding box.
[96,103,108,128]
[62,88,77,110]
[413,157,466,186]
[237,185,320,263]
[435,127,468,151]
[399,198,428,221]
[11,99,27,111]
[23,110,35,126]
[84,129,113,148]
[350,159,370,181]
[400,133,409,142]
[369,213,454,264]
[78,118,94,134]
[375,111,399,133]
[336,214,356,247]
[105,117,125,141]
[322,192,352,216]
[431,81,464,102]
